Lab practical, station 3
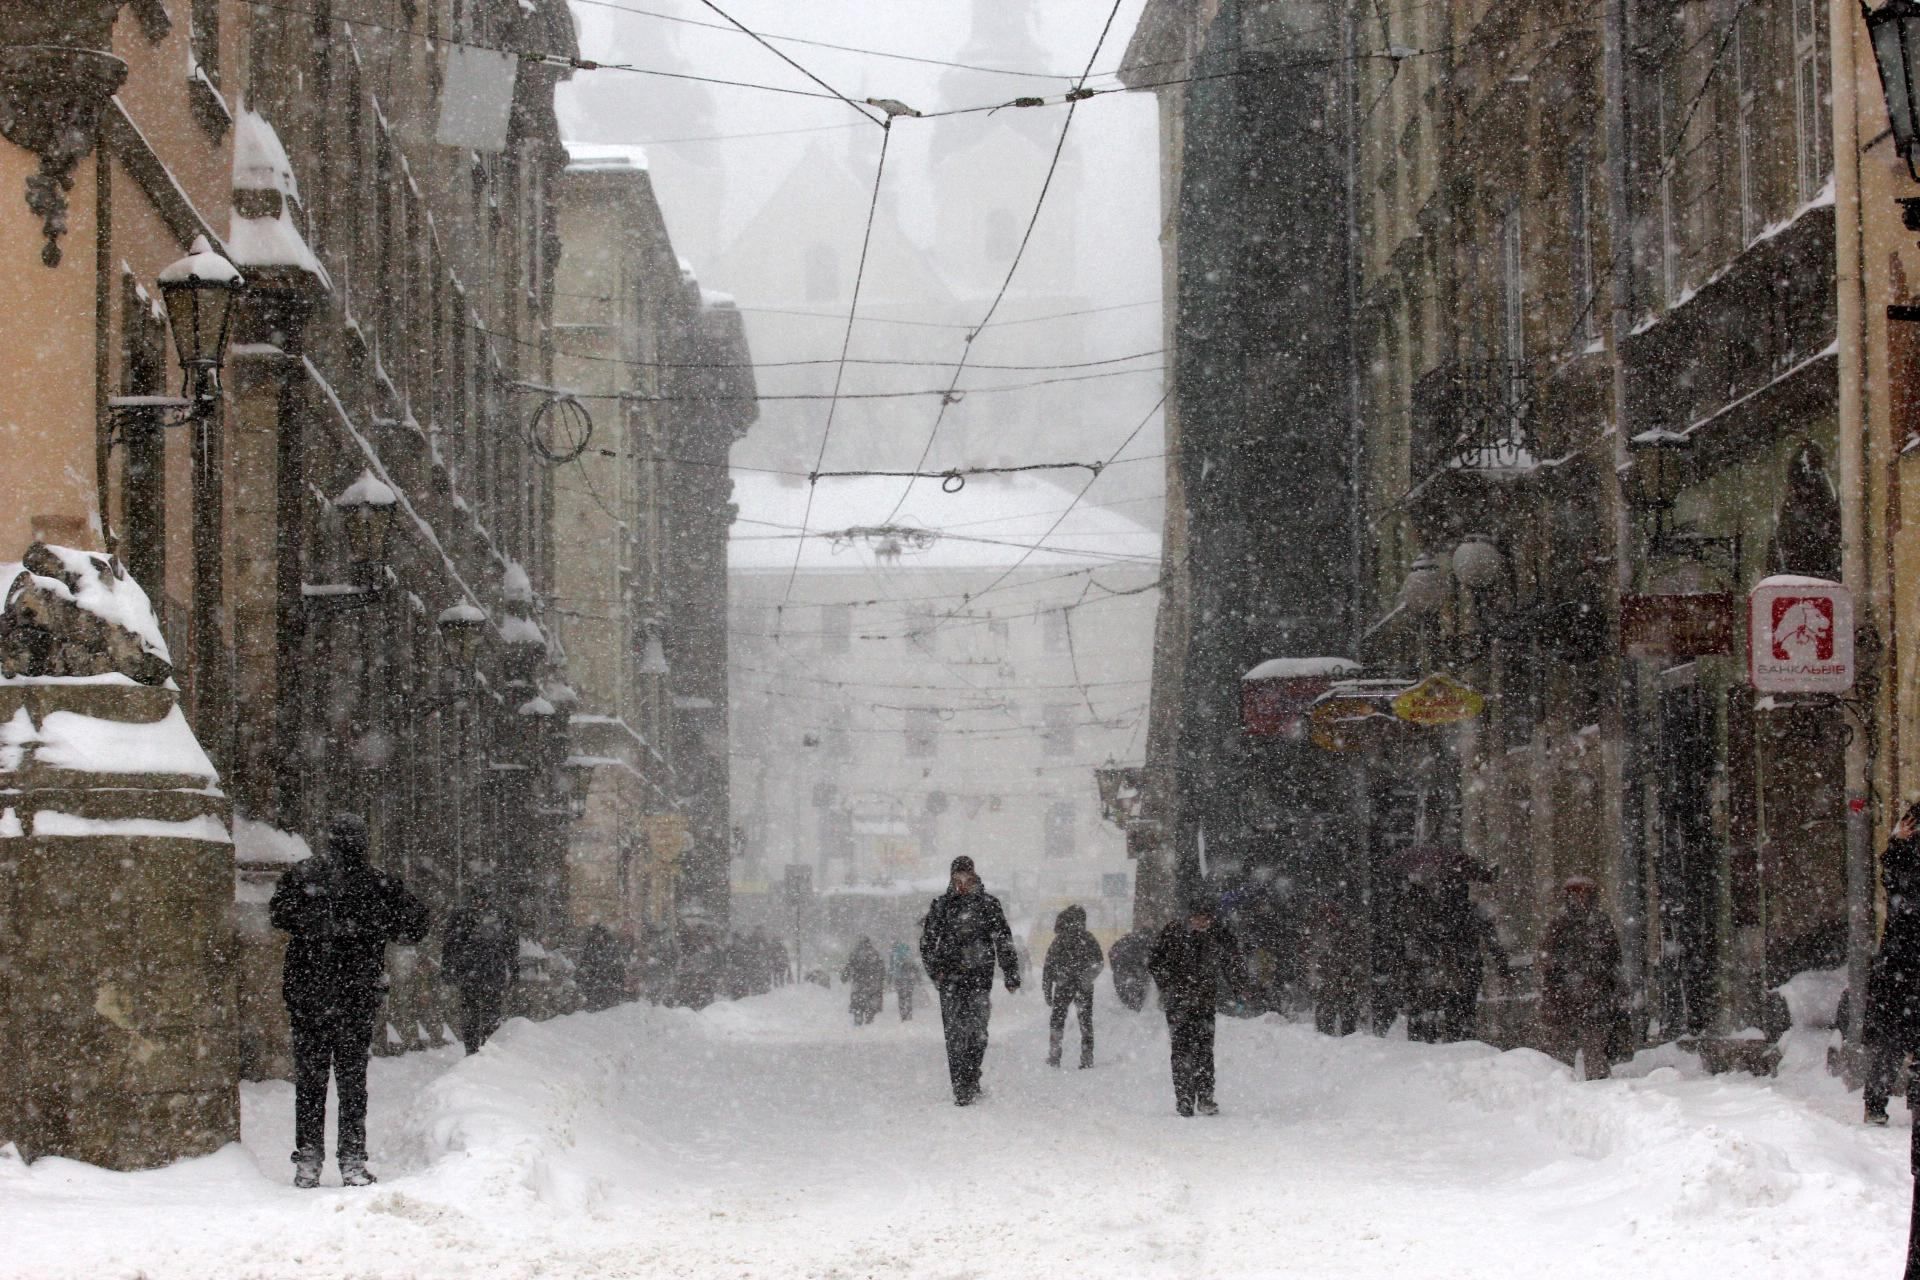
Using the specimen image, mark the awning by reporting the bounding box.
[1240,657,1361,738]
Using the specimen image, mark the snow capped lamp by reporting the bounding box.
[1867,0,1920,182]
[333,469,398,582]
[1400,554,1449,618]
[437,601,488,668]
[157,236,244,392]
[1451,533,1506,594]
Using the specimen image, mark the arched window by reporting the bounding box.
[1766,442,1841,580]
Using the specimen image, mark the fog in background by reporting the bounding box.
[558,0,1165,528]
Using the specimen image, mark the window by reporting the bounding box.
[819,603,851,654]
[1568,149,1596,346]
[1792,0,1832,203]
[120,275,169,601]
[190,0,219,86]
[1044,802,1076,860]
[988,617,1010,648]
[906,708,939,759]
[1499,205,1524,365]
[818,808,852,865]
[1041,609,1070,653]
[1733,9,1760,244]
[824,705,852,761]
[1043,705,1076,757]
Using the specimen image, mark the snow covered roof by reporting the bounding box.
[564,141,649,173]
[729,471,1160,574]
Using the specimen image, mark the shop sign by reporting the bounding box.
[1391,674,1486,726]
[1241,658,1360,738]
[1748,576,1853,693]
[1619,593,1736,658]
[1309,696,1389,753]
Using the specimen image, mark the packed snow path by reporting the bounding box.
[2,985,1911,1278]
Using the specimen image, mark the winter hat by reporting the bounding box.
[1056,904,1087,932]
[327,812,370,861]
[950,856,976,877]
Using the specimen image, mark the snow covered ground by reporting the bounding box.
[1,985,1910,1278]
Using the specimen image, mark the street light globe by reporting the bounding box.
[1452,533,1505,593]
[1401,554,1448,617]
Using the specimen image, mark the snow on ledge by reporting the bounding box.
[1243,656,1360,682]
[31,705,220,781]
[233,815,312,864]
[30,811,231,844]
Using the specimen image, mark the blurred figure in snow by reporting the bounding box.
[576,923,629,1012]
[1149,893,1244,1116]
[1043,905,1104,1068]
[842,937,886,1025]
[920,856,1021,1105]
[1864,801,1920,1124]
[270,812,428,1188]
[1107,928,1154,1011]
[1538,876,1623,1080]
[888,939,921,1021]
[1307,899,1363,1037]
[442,882,520,1055]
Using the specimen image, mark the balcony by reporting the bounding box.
[1410,360,1537,484]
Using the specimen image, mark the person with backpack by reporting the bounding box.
[1042,905,1105,1068]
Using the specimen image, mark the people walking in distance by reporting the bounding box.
[1043,905,1105,1068]
[1148,895,1242,1117]
[1865,802,1920,1124]
[576,923,630,1012]
[442,883,520,1055]
[888,939,922,1021]
[1307,900,1364,1037]
[269,813,429,1188]
[1538,876,1625,1081]
[919,856,1020,1105]
[1108,927,1154,1012]
[842,936,887,1026]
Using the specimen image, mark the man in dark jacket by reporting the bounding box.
[1148,896,1241,1116]
[1108,928,1153,1011]
[1043,905,1105,1068]
[1866,804,1920,1123]
[919,856,1020,1105]
[576,924,629,1012]
[1538,876,1623,1080]
[842,937,887,1025]
[269,813,429,1188]
[441,884,520,1054]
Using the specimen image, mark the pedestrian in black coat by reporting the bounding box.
[1148,898,1242,1117]
[269,813,429,1187]
[442,885,520,1054]
[1866,803,1920,1123]
[1043,905,1105,1068]
[919,855,1020,1105]
[576,924,629,1012]
[1108,928,1154,1011]
[842,937,887,1025]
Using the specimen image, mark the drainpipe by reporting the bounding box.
[1830,0,1874,1048]
[1603,0,1648,1025]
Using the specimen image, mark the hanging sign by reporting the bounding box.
[1748,575,1853,693]
[1619,593,1736,658]
[1308,697,1390,753]
[1391,674,1486,726]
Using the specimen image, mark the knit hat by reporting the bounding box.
[950,856,976,877]
[327,812,370,862]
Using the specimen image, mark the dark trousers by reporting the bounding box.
[898,985,914,1021]
[1166,1007,1216,1107]
[937,984,992,1097]
[459,983,505,1055]
[1049,988,1094,1064]
[1866,1035,1911,1116]
[290,1004,377,1159]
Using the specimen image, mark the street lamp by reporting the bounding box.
[1400,554,1449,618]
[437,602,488,670]
[1867,0,1920,182]
[157,235,244,400]
[1451,534,1505,594]
[334,470,397,590]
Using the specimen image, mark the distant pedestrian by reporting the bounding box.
[888,939,921,1021]
[1307,900,1363,1037]
[919,856,1021,1105]
[576,923,629,1012]
[442,884,519,1054]
[1538,876,1624,1080]
[1108,928,1153,1011]
[1043,905,1104,1068]
[842,937,886,1025]
[1148,895,1242,1116]
[1865,802,1920,1124]
[269,813,428,1188]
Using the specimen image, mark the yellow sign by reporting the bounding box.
[1309,697,1387,753]
[1391,674,1486,726]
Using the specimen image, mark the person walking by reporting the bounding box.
[1043,905,1105,1068]
[1307,900,1363,1037]
[1148,895,1242,1117]
[1865,802,1920,1124]
[919,856,1020,1105]
[842,936,887,1025]
[269,812,429,1188]
[1538,876,1624,1080]
[888,939,921,1021]
[1108,928,1153,1012]
[576,923,629,1012]
[442,884,520,1054]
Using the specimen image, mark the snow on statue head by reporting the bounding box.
[0,543,174,685]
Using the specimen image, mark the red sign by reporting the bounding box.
[1748,576,1853,693]
[1241,659,1359,738]
[1619,593,1735,658]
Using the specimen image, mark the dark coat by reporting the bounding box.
[920,888,1020,992]
[443,906,520,994]
[577,927,629,1011]
[270,852,429,1017]
[1043,919,1105,1004]
[843,940,887,1003]
[1538,905,1622,1027]
[1868,833,1920,1047]
[1147,920,1242,1015]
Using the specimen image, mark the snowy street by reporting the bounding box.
[2,985,1910,1279]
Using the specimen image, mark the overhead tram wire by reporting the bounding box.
[732,298,1161,330]
[689,0,885,127]
[879,0,1132,528]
